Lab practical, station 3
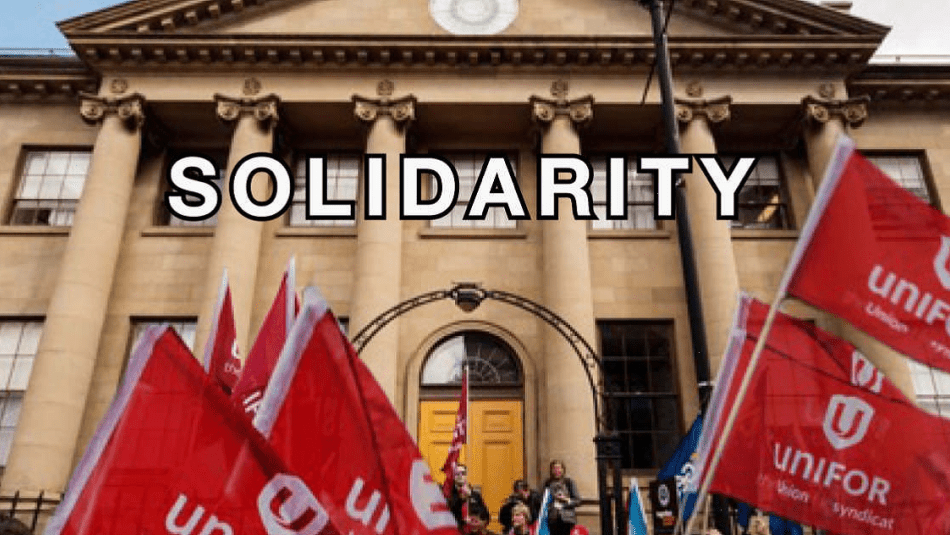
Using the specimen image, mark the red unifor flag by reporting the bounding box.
[204,269,242,394]
[698,294,950,535]
[440,365,468,497]
[232,258,299,417]
[45,325,337,535]
[253,287,459,535]
[781,135,950,374]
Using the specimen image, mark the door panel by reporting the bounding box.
[419,400,523,531]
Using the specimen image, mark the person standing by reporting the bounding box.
[541,460,581,535]
[499,479,542,533]
[447,464,488,531]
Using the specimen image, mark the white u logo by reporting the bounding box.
[823,394,875,450]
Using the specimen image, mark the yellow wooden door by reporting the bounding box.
[419,399,523,531]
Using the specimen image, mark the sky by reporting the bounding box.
[1,0,949,57]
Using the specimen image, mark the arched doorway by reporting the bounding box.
[417,331,524,529]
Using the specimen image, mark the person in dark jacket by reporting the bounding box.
[447,464,488,531]
[541,460,581,535]
[464,501,499,535]
[499,479,542,534]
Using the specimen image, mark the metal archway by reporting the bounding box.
[352,282,625,535]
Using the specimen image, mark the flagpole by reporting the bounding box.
[286,256,296,340]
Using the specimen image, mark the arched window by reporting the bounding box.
[421,331,521,386]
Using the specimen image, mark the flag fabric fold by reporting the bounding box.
[441,365,468,496]
[656,414,702,521]
[253,287,459,535]
[534,489,552,535]
[46,325,336,535]
[780,134,950,374]
[627,478,648,535]
[232,259,298,417]
[698,294,950,535]
[203,269,242,394]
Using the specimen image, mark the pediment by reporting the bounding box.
[59,0,888,40]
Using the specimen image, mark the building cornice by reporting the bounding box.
[850,65,950,104]
[62,34,880,73]
[0,55,98,98]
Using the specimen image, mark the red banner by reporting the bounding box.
[254,288,459,535]
[204,271,242,394]
[441,367,468,496]
[784,136,950,374]
[47,326,336,535]
[703,296,950,535]
[232,262,298,417]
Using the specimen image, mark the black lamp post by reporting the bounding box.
[352,283,625,535]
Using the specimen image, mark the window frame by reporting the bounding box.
[8,148,93,227]
[862,151,940,209]
[426,151,521,230]
[0,318,43,467]
[288,152,362,228]
[159,149,228,228]
[722,153,792,230]
[597,319,681,471]
[588,155,659,231]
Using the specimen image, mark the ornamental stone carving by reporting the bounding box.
[802,95,870,129]
[675,95,732,125]
[214,93,280,131]
[352,81,417,128]
[79,93,146,131]
[530,80,594,129]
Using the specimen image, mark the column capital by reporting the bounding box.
[352,80,417,127]
[675,95,732,125]
[530,80,593,128]
[214,93,281,131]
[802,95,870,129]
[79,93,146,131]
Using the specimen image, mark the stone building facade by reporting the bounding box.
[0,0,948,531]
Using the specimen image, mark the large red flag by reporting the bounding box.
[440,366,468,497]
[232,259,298,417]
[700,295,950,535]
[254,288,459,535]
[782,135,950,374]
[204,269,242,394]
[46,325,336,535]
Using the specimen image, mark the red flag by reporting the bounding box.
[782,135,950,374]
[46,325,337,535]
[440,366,468,497]
[701,295,950,535]
[204,269,242,394]
[232,259,299,417]
[254,288,459,535]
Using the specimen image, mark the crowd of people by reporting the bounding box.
[445,460,582,535]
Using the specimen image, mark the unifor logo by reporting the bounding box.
[258,474,329,535]
[822,394,875,450]
[934,235,950,290]
[850,352,883,394]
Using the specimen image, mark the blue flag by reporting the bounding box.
[657,414,703,520]
[627,477,649,535]
[769,516,803,535]
[535,488,552,535]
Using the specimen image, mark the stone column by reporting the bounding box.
[1,94,146,493]
[801,94,916,397]
[530,80,598,498]
[194,89,279,356]
[675,96,741,374]
[350,81,415,406]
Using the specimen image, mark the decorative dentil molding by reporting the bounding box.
[214,93,280,131]
[530,79,594,128]
[79,92,146,130]
[802,94,870,128]
[675,95,732,124]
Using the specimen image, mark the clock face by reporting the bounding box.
[429,0,519,35]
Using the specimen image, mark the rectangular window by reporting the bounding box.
[0,320,42,466]
[430,153,517,229]
[909,361,950,416]
[162,151,226,227]
[724,155,790,230]
[129,319,197,356]
[865,154,933,203]
[590,157,657,230]
[598,321,679,469]
[10,150,91,226]
[289,154,360,227]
